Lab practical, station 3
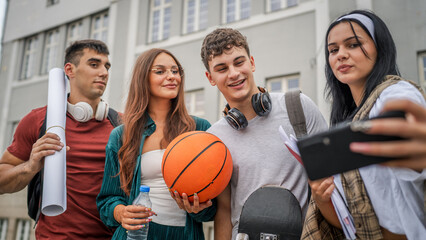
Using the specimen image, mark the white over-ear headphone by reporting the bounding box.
[67,99,109,122]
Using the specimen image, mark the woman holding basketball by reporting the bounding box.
[97,48,216,239]
[302,10,426,239]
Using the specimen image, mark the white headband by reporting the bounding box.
[338,13,376,44]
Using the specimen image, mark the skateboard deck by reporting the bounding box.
[237,185,302,240]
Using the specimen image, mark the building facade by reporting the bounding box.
[0,0,425,239]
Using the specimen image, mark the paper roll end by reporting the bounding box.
[42,205,66,216]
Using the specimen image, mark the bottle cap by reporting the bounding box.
[140,185,150,192]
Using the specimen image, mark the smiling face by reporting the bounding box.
[327,21,377,92]
[149,52,182,101]
[66,48,111,102]
[205,46,257,107]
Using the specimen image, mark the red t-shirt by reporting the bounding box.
[8,106,114,239]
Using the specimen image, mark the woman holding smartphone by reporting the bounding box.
[302,10,426,240]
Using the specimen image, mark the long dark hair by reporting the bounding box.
[118,48,195,195]
[325,9,400,125]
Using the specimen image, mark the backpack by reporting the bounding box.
[27,108,121,223]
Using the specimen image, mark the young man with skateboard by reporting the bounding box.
[0,39,117,239]
[200,28,328,239]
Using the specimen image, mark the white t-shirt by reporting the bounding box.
[140,149,187,226]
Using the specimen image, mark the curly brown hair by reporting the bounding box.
[200,28,250,71]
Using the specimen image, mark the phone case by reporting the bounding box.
[297,111,406,180]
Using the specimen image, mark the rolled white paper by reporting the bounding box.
[41,68,67,216]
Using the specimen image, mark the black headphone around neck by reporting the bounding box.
[223,87,272,130]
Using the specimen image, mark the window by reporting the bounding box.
[15,219,30,240]
[66,21,83,46]
[419,52,426,89]
[149,0,172,42]
[46,0,59,7]
[8,121,19,146]
[185,89,205,117]
[183,0,208,34]
[218,94,227,119]
[91,12,108,43]
[266,74,300,93]
[223,0,250,24]
[202,222,214,240]
[21,36,39,80]
[0,218,8,240]
[41,29,60,74]
[267,0,298,12]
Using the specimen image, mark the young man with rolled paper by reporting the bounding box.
[0,39,118,239]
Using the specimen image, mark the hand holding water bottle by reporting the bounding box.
[120,205,154,230]
[128,185,154,240]
[113,185,155,239]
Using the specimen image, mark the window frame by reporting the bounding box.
[418,51,426,89]
[185,89,206,118]
[148,0,173,43]
[266,0,298,13]
[15,219,31,240]
[182,0,209,34]
[0,218,8,240]
[218,93,227,120]
[9,121,20,146]
[222,0,251,24]
[66,20,83,47]
[20,36,39,80]
[41,28,60,74]
[266,74,300,93]
[46,0,59,7]
[90,11,109,43]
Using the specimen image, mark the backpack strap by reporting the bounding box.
[35,111,47,223]
[27,110,47,224]
[107,108,120,127]
[38,113,47,139]
[285,90,311,200]
[285,89,307,138]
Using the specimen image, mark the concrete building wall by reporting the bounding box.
[130,0,320,123]
[3,0,109,42]
[371,0,426,81]
[107,0,132,110]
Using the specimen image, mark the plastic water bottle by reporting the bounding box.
[127,185,152,240]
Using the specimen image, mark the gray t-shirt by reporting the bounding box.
[207,92,327,239]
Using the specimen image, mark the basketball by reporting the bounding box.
[162,131,233,203]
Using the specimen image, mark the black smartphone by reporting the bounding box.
[297,111,406,180]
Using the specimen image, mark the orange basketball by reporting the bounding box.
[162,131,233,203]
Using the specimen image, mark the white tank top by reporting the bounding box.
[140,149,186,226]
